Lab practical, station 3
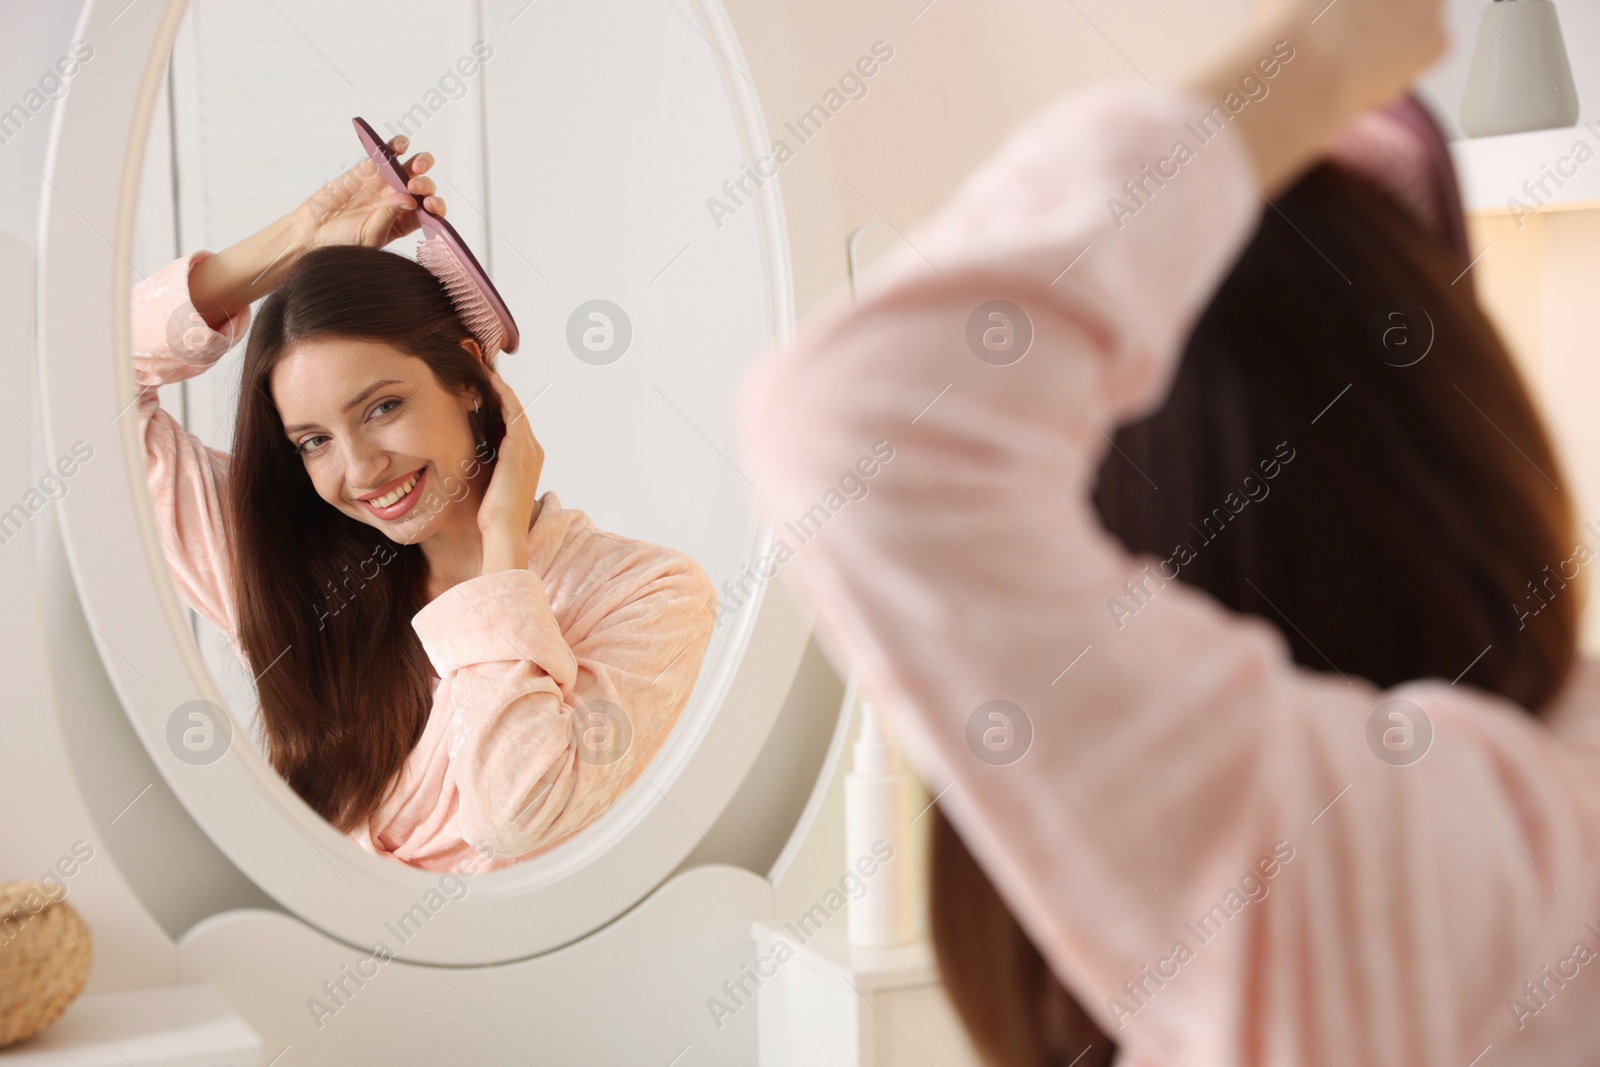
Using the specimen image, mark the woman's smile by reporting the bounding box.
[357,466,426,521]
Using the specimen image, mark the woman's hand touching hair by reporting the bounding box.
[476,370,546,576]
[188,134,448,332]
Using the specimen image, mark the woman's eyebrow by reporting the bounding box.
[283,379,404,434]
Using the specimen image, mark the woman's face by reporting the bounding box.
[272,336,489,544]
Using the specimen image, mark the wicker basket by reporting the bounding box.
[0,881,92,1048]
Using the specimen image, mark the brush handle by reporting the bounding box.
[351,117,431,218]
[351,116,521,354]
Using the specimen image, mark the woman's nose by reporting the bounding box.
[343,444,392,493]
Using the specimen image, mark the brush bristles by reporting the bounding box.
[417,236,507,357]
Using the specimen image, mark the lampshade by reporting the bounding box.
[1460,0,1580,137]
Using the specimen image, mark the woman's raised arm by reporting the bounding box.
[130,250,253,644]
[186,132,444,328]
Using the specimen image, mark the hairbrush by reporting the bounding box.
[1322,93,1472,277]
[351,116,520,356]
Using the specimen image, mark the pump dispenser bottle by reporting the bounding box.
[845,699,913,947]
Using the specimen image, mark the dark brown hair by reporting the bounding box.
[928,161,1580,1065]
[226,244,507,831]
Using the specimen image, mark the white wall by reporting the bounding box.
[0,0,89,256]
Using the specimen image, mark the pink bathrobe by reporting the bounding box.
[131,252,718,873]
[737,82,1600,1065]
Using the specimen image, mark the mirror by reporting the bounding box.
[127,0,783,878]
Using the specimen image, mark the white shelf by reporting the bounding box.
[1450,120,1600,215]
[0,985,259,1067]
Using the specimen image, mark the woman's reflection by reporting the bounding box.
[128,134,717,872]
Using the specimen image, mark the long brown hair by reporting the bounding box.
[226,244,507,831]
[928,161,1581,1065]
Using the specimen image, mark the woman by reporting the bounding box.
[926,110,1582,1066]
[738,0,1600,1063]
[131,137,718,873]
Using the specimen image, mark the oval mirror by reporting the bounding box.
[41,0,815,964]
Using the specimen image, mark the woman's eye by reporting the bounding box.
[294,401,400,455]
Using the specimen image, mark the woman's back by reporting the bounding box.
[929,158,1583,1065]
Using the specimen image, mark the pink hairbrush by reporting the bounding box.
[1322,94,1472,277]
[352,116,520,356]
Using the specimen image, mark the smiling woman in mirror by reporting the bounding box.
[128,134,718,872]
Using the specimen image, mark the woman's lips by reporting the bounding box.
[361,467,426,521]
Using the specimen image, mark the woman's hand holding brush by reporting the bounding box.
[188,134,445,331]
[290,132,446,250]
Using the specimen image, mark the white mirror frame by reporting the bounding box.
[38,0,812,965]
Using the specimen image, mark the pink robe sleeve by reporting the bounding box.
[129,250,252,646]
[407,546,716,863]
[736,81,1600,1066]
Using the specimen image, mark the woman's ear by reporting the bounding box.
[459,336,484,363]
[454,377,484,417]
